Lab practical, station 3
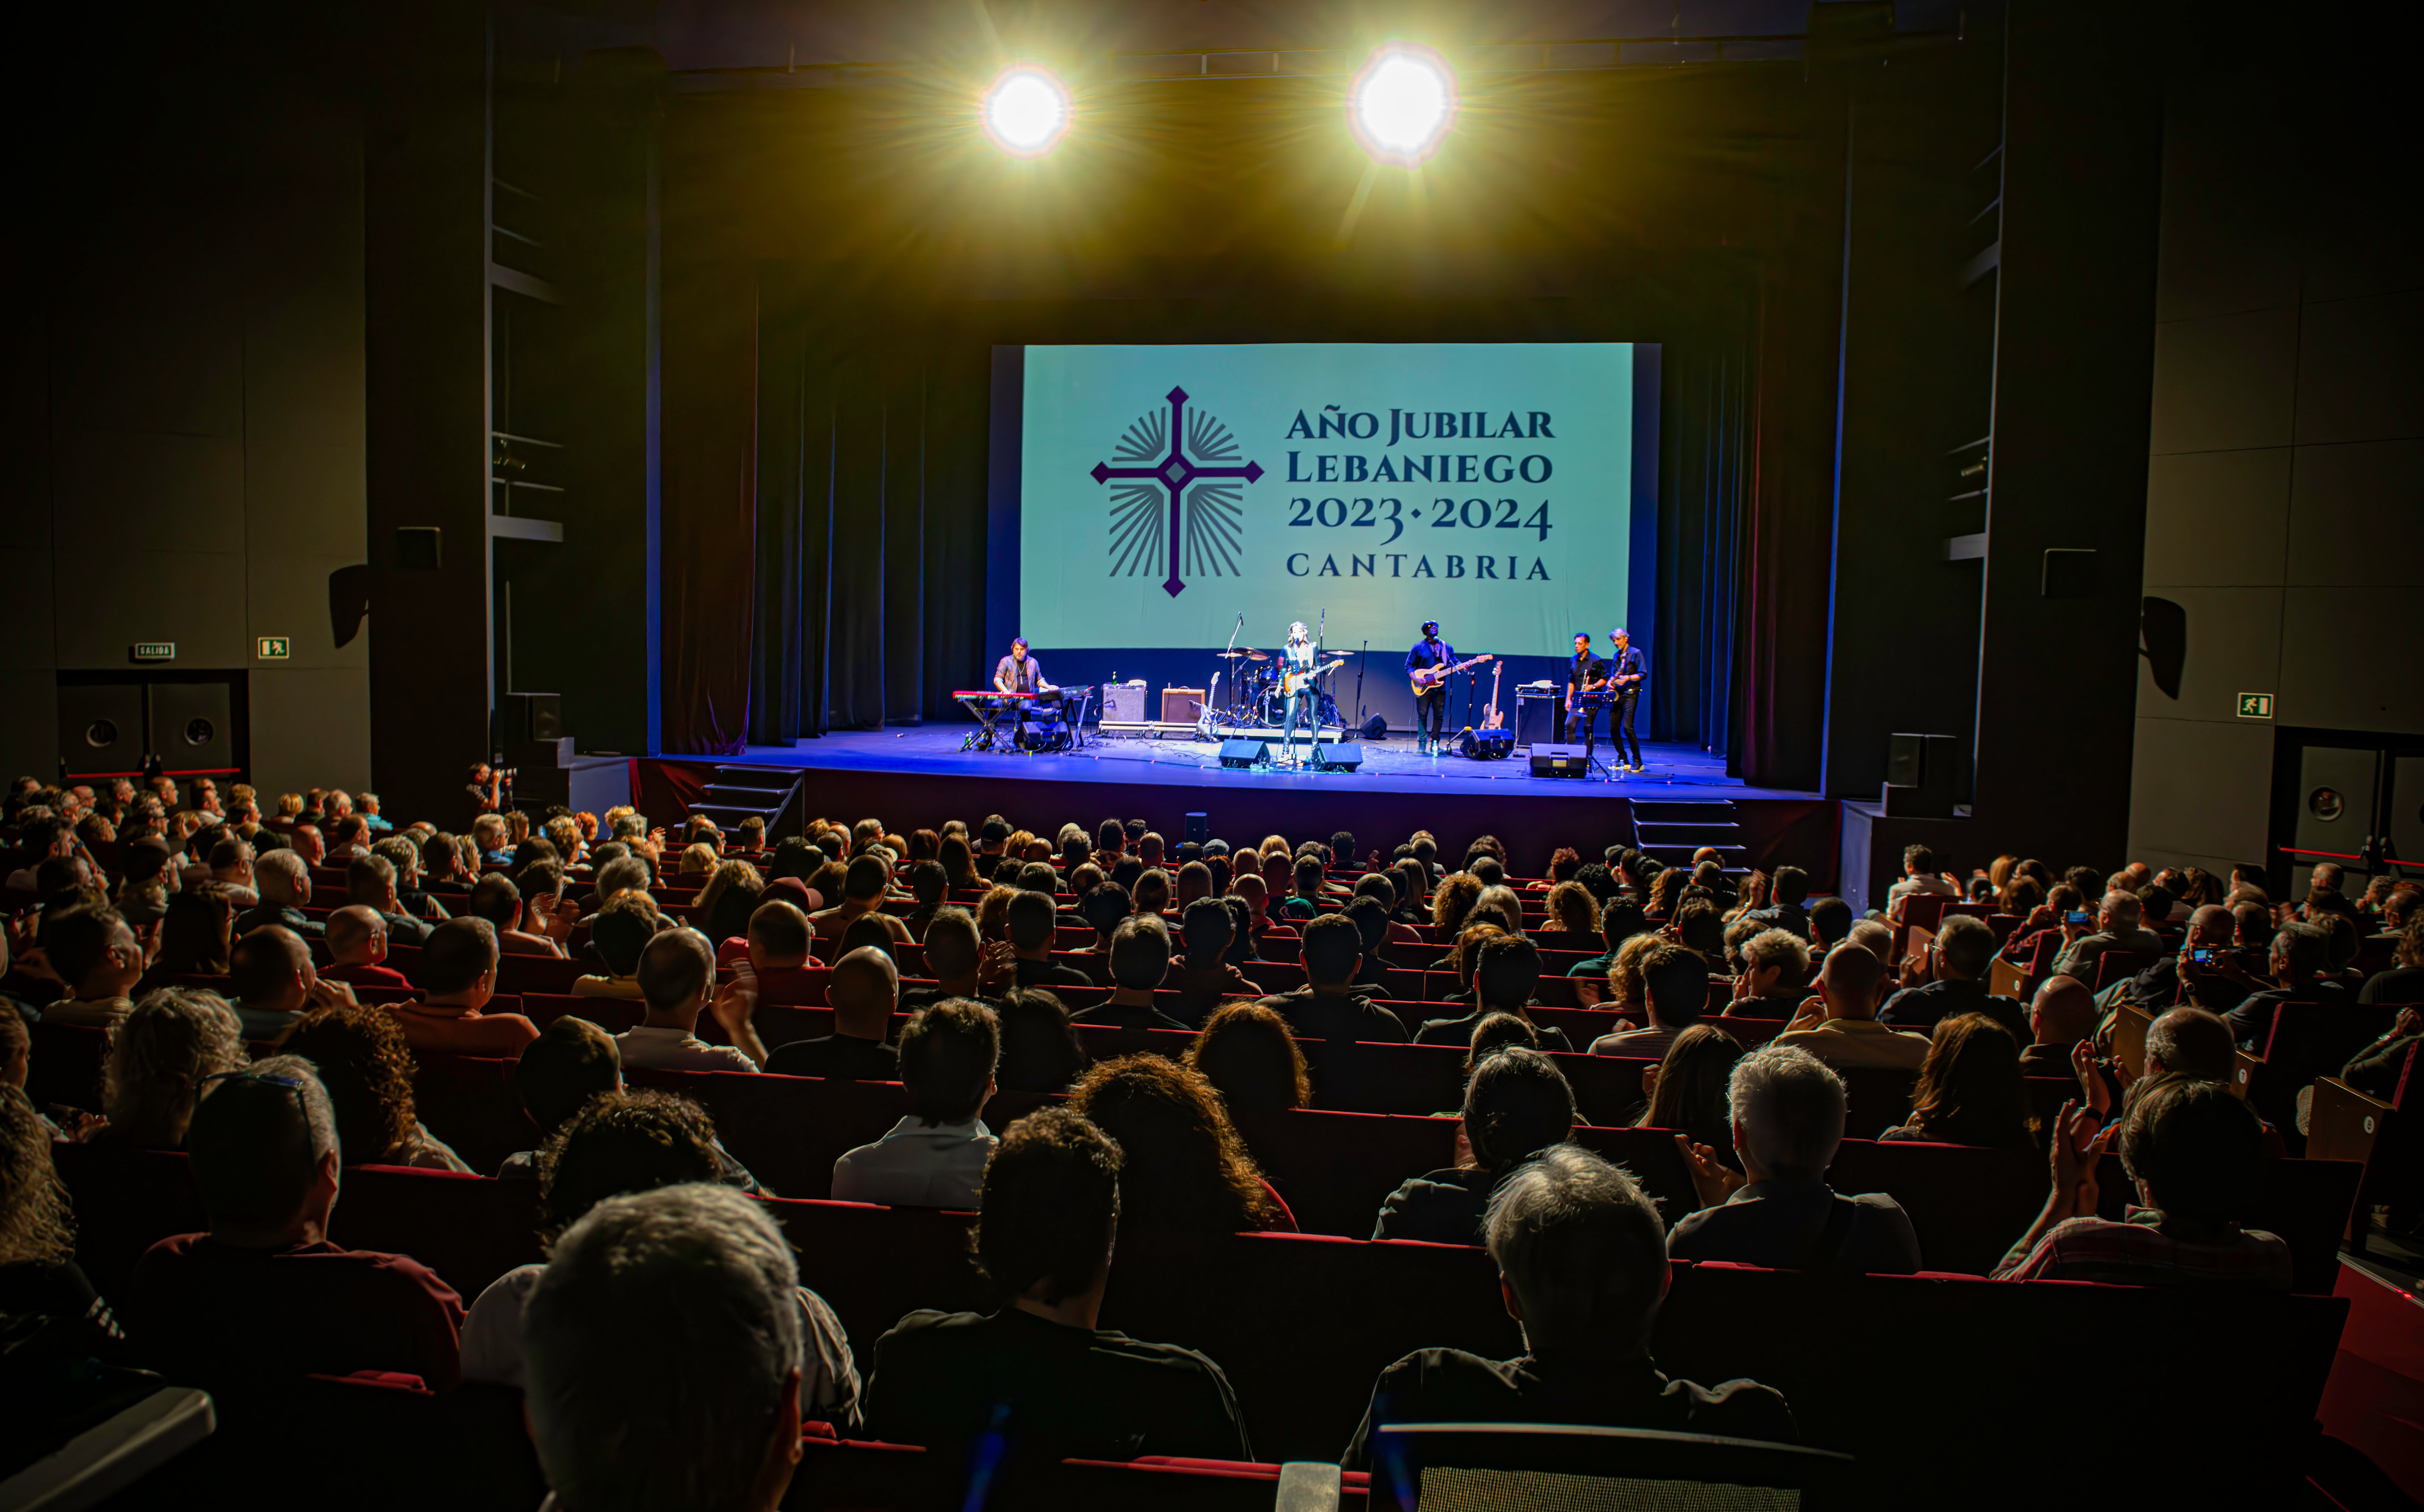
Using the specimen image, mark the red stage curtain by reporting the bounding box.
[660,260,759,754]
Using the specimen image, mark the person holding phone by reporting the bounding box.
[2050,890,2164,986]
[2118,904,2247,1012]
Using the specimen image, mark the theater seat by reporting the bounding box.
[1364,1423,1851,1512]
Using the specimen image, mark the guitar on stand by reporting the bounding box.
[1482,662,1505,730]
[1457,659,1515,760]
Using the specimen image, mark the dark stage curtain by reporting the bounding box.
[744,302,991,741]
[1653,329,1754,756]
[660,262,759,755]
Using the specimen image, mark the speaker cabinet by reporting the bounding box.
[1104,681,1148,723]
[1185,812,1209,844]
[1882,732,1959,817]
[1458,729,1514,761]
[1514,694,1558,748]
[1219,738,1269,769]
[1311,742,1364,772]
[1161,687,1205,724]
[1529,743,1590,778]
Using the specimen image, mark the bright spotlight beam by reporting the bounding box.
[985,68,1069,156]
[1352,48,1454,163]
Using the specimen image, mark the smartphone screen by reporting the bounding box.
[2064,910,2092,926]
[2190,946,2220,965]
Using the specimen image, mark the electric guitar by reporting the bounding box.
[1283,656,1349,697]
[1482,661,1505,730]
[1409,653,1493,696]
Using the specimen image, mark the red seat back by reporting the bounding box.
[1823,1137,2046,1275]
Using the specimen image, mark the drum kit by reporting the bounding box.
[1211,648,1341,729]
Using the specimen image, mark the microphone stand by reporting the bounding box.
[1354,640,1368,734]
[1220,612,1245,729]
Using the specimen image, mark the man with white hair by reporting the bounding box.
[1665,1044,1923,1274]
[2051,889,2163,986]
[1879,913,2027,1040]
[234,846,322,938]
[1774,943,1929,1071]
[129,1056,465,1387]
[524,1184,812,1512]
[1342,1145,1792,1470]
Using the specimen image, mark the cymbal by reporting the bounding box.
[1217,648,1268,661]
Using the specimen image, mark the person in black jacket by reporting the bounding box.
[1373,1046,1575,1243]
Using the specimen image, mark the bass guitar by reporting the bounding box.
[1408,653,1493,697]
[1481,661,1505,730]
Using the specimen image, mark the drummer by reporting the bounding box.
[992,636,1054,740]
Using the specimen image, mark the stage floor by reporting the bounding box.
[728,726,1817,802]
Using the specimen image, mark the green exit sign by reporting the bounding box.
[2237,692,2274,720]
[130,641,176,662]
[257,635,292,660]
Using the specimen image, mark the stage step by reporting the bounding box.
[1630,800,1747,869]
[691,765,808,840]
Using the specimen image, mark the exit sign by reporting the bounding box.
[257,635,292,660]
[2237,692,2274,720]
[130,641,175,662]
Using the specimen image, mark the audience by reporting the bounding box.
[864,1107,1251,1465]
[93,988,249,1148]
[993,987,1086,1093]
[280,1004,472,1170]
[1667,1044,1924,1274]
[1165,897,1259,1024]
[1724,928,1812,1019]
[832,1000,1000,1208]
[1068,915,1191,1031]
[320,904,409,989]
[1345,1145,1794,1470]
[1589,942,1706,1059]
[1634,1023,1747,1155]
[128,1056,467,1388]
[1417,935,1573,1050]
[39,906,144,1028]
[2051,889,2163,986]
[1878,914,2026,1041]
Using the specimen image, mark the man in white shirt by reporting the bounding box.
[1773,941,1930,1072]
[615,927,770,1073]
[1883,843,1960,915]
[831,999,1000,1209]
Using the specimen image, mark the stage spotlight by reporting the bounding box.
[1353,47,1453,163]
[985,68,1068,156]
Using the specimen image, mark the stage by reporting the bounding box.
[637,727,1842,882]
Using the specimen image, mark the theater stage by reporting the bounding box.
[639,728,1841,880]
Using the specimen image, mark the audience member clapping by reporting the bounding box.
[1774,943,1928,1071]
[619,926,767,1071]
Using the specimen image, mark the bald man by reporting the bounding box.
[2121,903,2248,1012]
[616,926,766,1073]
[1774,943,1931,1071]
[2019,975,2096,1080]
[320,905,409,990]
[226,925,358,1041]
[767,946,900,1081]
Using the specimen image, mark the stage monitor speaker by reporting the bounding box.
[1458,729,1514,761]
[1162,686,1204,724]
[1311,741,1363,772]
[1530,743,1590,778]
[1360,714,1389,742]
[1514,694,1558,748]
[1882,732,1959,817]
[1219,738,1268,769]
[1184,812,1209,844]
[1103,681,1147,723]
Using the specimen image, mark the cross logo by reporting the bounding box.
[1090,386,1264,598]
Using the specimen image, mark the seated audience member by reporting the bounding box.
[1879,914,2027,1041]
[1164,897,1258,1025]
[1342,895,1409,998]
[234,849,322,940]
[522,1184,858,1512]
[1257,913,1406,1042]
[497,1016,624,1178]
[2019,974,2099,1082]
[470,1097,856,1421]
[1666,1044,1923,1274]
[93,988,248,1148]
[994,989,1086,1093]
[1807,895,1855,952]
[725,895,813,999]
[1418,937,1574,1050]
[1995,1079,2290,1286]
[810,855,912,946]
[1725,928,1813,1019]
[1230,873,1297,957]
[586,854,653,913]
[2358,912,2424,1004]
[1773,944,1929,1071]
[696,860,767,948]
[1880,1013,2036,1148]
[2127,904,2243,1011]
[900,859,950,940]
[40,906,145,1028]
[1375,1046,1575,1244]
[203,833,258,907]
[2214,921,2353,1048]
[1067,916,1188,1031]
[1885,844,1959,912]
[129,1056,466,1388]
[1845,917,1898,970]
[1344,1145,1794,1470]
[900,907,1005,1012]
[388,918,540,1057]
[1634,1024,1748,1156]
[833,1000,1001,1208]
[319,905,409,989]
[1007,890,1091,988]
[1071,1055,1295,1236]
[466,872,566,957]
[347,853,432,946]
[1186,1002,1311,1113]
[281,1005,471,1170]
[865,1108,1250,1464]
[1739,865,1813,940]
[767,946,901,1080]
[619,927,768,1071]
[2051,890,2163,985]
[572,892,658,999]
[2344,1006,2424,1102]
[0,1085,126,1350]
[226,924,358,1040]
[1590,943,1707,1060]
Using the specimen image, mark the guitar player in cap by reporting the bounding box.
[1404,621,1456,756]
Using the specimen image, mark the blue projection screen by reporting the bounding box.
[1010,343,1642,659]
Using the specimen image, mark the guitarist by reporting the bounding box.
[1607,626,1647,773]
[1559,630,1608,746]
[1403,620,1456,756]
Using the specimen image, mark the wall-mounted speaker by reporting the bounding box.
[395,526,442,571]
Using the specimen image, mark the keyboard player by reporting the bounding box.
[992,635,1054,740]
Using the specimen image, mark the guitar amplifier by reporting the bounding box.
[1103,680,1148,723]
[1514,694,1559,748]
[1161,687,1205,724]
